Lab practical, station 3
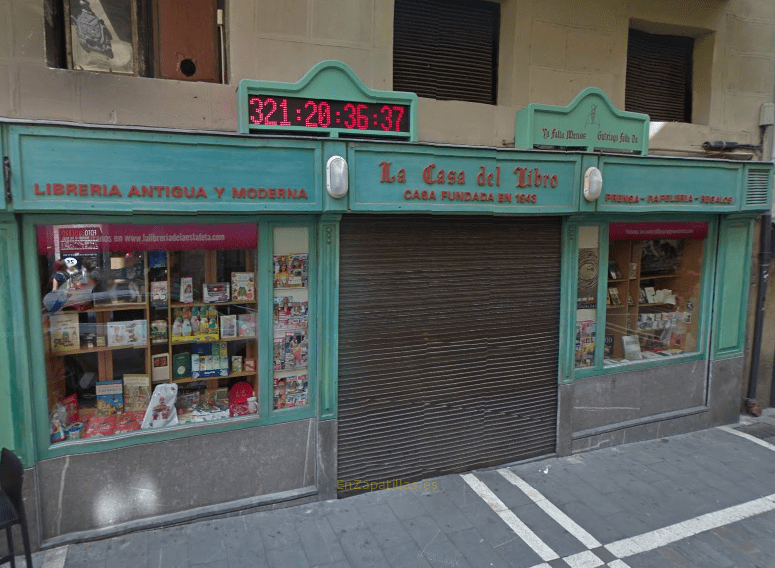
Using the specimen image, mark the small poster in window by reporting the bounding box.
[238,314,256,337]
[622,335,643,361]
[49,312,80,354]
[151,281,168,306]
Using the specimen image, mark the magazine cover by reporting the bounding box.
[123,374,151,412]
[150,281,168,306]
[285,374,309,408]
[96,380,124,415]
[274,296,293,329]
[274,337,284,370]
[114,411,144,434]
[274,255,291,288]
[231,272,255,301]
[291,302,308,329]
[622,335,643,361]
[288,253,308,287]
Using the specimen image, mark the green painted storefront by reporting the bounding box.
[0,75,772,548]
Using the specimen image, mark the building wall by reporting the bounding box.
[0,0,773,151]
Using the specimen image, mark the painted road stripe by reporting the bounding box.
[719,424,775,451]
[605,493,775,558]
[498,468,602,549]
[563,549,605,568]
[461,473,559,562]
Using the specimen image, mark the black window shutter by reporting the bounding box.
[393,0,500,105]
[625,28,694,122]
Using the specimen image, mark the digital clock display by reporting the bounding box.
[247,96,411,134]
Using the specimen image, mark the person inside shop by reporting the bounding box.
[51,259,70,291]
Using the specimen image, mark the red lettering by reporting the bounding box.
[142,186,153,197]
[53,184,64,195]
[108,185,121,197]
[436,170,445,184]
[66,184,77,195]
[128,186,141,197]
[233,188,246,198]
[34,184,45,195]
[214,187,225,198]
[287,188,296,198]
[448,171,456,185]
[78,184,87,195]
[379,161,396,183]
[195,187,207,198]
[249,188,258,199]
[172,186,183,198]
[184,186,195,198]
[404,190,411,199]
[422,164,436,184]
[268,188,276,198]
[258,188,267,198]
[298,188,308,199]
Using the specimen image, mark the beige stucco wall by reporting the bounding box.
[0,0,773,153]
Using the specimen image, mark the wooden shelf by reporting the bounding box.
[52,343,148,355]
[172,371,256,384]
[63,303,147,313]
[170,335,256,345]
[640,274,678,280]
[170,300,257,308]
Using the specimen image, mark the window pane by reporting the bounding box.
[39,223,258,444]
[605,228,706,366]
[575,226,599,368]
[69,0,135,74]
[273,227,310,411]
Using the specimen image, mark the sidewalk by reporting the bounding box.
[24,409,775,568]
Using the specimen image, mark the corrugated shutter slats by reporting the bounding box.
[393,0,499,105]
[337,216,560,496]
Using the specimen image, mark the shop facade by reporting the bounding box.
[0,64,772,548]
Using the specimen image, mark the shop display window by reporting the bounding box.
[603,223,707,367]
[272,227,310,411]
[575,226,599,368]
[38,223,261,443]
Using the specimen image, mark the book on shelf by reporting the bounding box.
[83,415,116,438]
[604,333,614,357]
[180,276,194,303]
[191,342,228,379]
[49,312,80,354]
[629,262,638,280]
[150,281,168,306]
[644,287,657,304]
[152,353,170,383]
[107,320,147,347]
[220,315,237,339]
[621,335,642,361]
[608,287,621,306]
[172,352,191,379]
[238,314,256,337]
[231,272,255,301]
[123,374,151,412]
[95,380,124,415]
[608,260,623,280]
[150,320,168,344]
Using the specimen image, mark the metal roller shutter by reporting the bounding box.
[337,215,560,496]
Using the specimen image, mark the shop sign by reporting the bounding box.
[238,60,417,141]
[515,88,649,155]
[609,222,708,240]
[10,126,322,212]
[37,223,258,255]
[596,157,742,212]
[349,146,578,212]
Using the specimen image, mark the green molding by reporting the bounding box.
[515,87,649,154]
[712,216,755,359]
[0,222,36,465]
[238,60,418,141]
[317,214,341,420]
[559,220,578,385]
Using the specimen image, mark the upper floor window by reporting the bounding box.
[45,0,225,83]
[392,0,500,105]
[625,28,693,122]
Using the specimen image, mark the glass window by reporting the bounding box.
[575,226,600,368]
[272,227,310,411]
[604,222,707,366]
[39,223,259,444]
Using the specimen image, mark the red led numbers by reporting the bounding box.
[248,96,410,134]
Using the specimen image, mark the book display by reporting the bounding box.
[603,237,704,365]
[40,223,266,442]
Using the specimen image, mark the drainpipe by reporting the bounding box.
[746,214,772,416]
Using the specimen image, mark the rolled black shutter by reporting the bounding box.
[625,28,693,122]
[393,0,500,105]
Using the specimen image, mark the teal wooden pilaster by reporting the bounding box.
[317,214,341,420]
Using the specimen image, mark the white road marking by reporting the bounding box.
[498,468,602,549]
[718,425,775,451]
[563,549,605,568]
[605,493,775,558]
[461,473,559,562]
[41,546,68,568]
